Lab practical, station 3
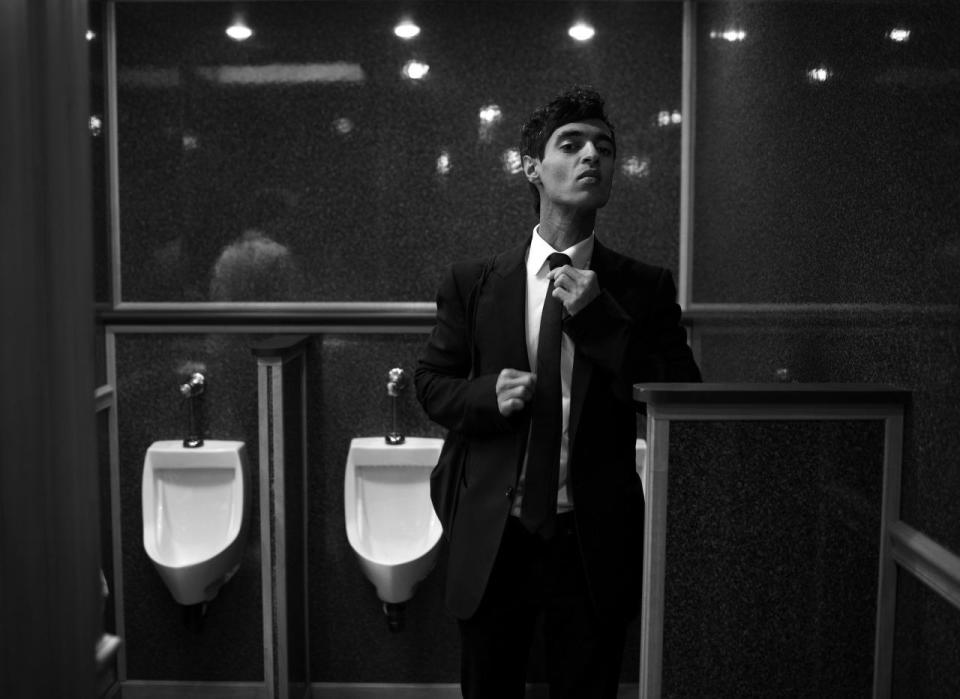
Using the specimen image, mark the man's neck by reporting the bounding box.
[537,207,597,251]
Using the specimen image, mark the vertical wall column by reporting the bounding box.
[253,336,312,699]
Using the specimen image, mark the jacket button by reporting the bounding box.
[505,486,515,499]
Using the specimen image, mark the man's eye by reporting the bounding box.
[559,142,577,151]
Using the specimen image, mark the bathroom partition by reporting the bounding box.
[633,383,916,698]
[254,336,312,699]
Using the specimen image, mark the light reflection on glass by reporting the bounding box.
[479,105,502,124]
[568,22,595,42]
[182,133,199,151]
[621,155,650,178]
[709,28,747,42]
[402,60,430,80]
[656,110,682,127]
[333,117,354,135]
[89,115,103,137]
[436,150,452,176]
[806,66,832,83]
[501,148,522,175]
[478,104,503,143]
[887,27,911,43]
[394,20,421,39]
[226,20,253,41]
[86,29,96,41]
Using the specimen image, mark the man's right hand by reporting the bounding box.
[496,368,536,416]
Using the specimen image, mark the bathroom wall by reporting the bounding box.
[93,0,960,694]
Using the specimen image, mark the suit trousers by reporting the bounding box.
[458,513,628,699]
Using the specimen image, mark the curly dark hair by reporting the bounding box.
[519,86,616,215]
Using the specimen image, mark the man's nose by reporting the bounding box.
[581,142,600,162]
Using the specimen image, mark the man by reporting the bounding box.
[415,86,701,698]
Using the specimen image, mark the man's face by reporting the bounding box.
[525,119,616,214]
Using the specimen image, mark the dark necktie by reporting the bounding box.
[521,252,571,537]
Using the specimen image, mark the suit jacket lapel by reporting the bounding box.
[479,240,530,373]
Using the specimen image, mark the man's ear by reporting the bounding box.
[522,154,540,184]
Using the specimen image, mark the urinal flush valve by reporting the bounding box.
[385,367,408,445]
[180,372,205,448]
[180,372,205,397]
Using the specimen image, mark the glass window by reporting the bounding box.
[693,2,960,304]
[115,1,683,302]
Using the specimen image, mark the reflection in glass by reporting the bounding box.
[709,28,747,42]
[115,1,684,302]
[568,21,595,42]
[402,59,429,80]
[435,150,452,177]
[693,2,960,304]
[887,27,911,42]
[226,19,253,41]
[621,155,650,179]
[806,65,832,83]
[501,148,522,175]
[394,20,420,39]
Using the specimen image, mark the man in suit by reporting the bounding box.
[415,86,701,698]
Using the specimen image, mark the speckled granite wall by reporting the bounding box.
[662,420,884,696]
[892,569,960,697]
[116,334,263,681]
[695,317,960,556]
[113,1,683,302]
[692,2,960,304]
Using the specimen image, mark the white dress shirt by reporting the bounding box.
[511,226,595,516]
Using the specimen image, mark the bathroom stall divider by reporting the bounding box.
[633,383,918,699]
[254,336,312,699]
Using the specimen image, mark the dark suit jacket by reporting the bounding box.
[415,237,701,621]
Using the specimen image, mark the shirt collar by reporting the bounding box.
[527,225,595,277]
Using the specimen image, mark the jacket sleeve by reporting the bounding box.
[415,263,513,436]
[563,266,701,403]
[645,268,702,383]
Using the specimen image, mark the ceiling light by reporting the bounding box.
[394,20,421,39]
[226,21,253,41]
[568,22,595,42]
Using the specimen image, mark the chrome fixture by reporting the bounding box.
[180,372,205,398]
[385,367,409,445]
[180,372,205,448]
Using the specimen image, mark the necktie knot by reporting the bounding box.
[547,252,571,271]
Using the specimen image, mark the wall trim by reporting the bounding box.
[121,681,267,698]
[120,682,641,699]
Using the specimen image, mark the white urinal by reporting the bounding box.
[142,440,249,605]
[344,437,444,605]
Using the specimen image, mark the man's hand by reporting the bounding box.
[496,368,536,416]
[548,265,600,316]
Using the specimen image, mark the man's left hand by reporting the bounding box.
[548,265,600,316]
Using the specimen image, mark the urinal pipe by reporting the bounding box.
[385,367,408,445]
[180,372,205,448]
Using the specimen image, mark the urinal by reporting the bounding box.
[142,440,249,605]
[344,436,444,606]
